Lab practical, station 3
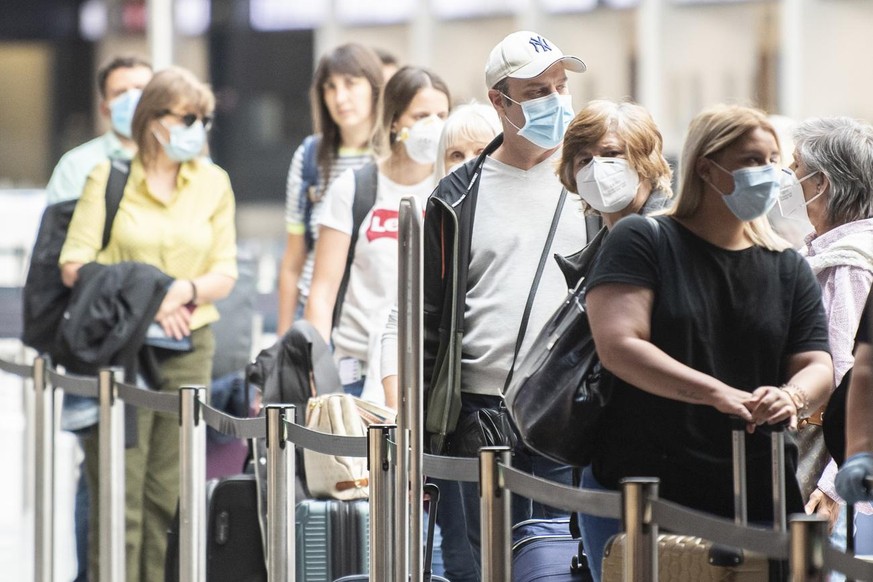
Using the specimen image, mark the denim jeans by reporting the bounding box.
[578,465,621,582]
[343,378,364,398]
[452,393,573,579]
[430,477,478,582]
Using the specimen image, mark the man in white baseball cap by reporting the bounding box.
[485,30,586,89]
[422,30,589,578]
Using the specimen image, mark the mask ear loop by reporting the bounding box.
[700,158,730,197]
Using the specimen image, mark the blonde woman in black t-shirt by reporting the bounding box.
[578,104,834,581]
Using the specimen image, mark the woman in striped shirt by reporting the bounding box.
[277,43,384,335]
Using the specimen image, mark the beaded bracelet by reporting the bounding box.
[779,382,809,417]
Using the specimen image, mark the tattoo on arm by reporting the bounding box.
[677,388,704,402]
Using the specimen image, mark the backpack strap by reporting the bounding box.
[331,162,379,329]
[103,159,130,249]
[300,135,322,252]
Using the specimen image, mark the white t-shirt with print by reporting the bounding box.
[319,166,435,403]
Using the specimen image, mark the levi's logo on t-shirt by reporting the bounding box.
[366,208,399,242]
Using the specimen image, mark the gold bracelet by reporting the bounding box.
[780,383,809,416]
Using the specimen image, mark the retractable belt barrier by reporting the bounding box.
[3,356,872,581]
[2,193,871,582]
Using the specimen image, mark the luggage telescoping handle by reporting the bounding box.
[423,483,440,582]
[770,421,787,533]
[730,417,788,530]
[730,416,748,526]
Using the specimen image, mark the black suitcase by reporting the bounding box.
[334,483,449,582]
[165,473,267,582]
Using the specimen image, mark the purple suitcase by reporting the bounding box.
[512,518,593,581]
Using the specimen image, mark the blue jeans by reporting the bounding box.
[343,378,364,398]
[578,465,621,582]
[452,393,572,579]
[430,478,478,582]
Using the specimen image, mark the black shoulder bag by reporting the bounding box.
[505,215,661,467]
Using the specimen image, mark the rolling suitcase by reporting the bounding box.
[165,473,267,582]
[512,518,593,581]
[296,498,370,581]
[334,483,449,582]
[602,419,788,582]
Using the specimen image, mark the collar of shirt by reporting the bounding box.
[128,157,196,203]
[102,131,134,160]
[803,218,873,258]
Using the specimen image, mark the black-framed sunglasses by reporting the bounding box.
[161,110,213,131]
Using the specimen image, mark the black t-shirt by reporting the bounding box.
[584,215,830,522]
[858,290,872,345]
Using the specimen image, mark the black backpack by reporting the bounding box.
[22,159,130,355]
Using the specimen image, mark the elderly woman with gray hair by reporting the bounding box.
[783,116,873,568]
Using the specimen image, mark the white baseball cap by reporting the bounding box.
[485,31,586,89]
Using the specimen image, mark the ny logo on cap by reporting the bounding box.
[528,36,552,53]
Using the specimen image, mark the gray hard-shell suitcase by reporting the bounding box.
[296,498,369,581]
[333,483,449,582]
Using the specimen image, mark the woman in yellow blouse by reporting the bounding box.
[60,66,237,582]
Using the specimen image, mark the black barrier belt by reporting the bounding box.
[500,465,622,519]
[421,453,481,483]
[651,498,789,560]
[0,357,33,378]
[116,381,179,415]
[201,404,266,440]
[283,420,368,458]
[825,545,873,579]
[46,368,99,398]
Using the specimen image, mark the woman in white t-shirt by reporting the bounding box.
[305,66,451,403]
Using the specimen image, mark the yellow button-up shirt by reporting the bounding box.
[59,157,238,330]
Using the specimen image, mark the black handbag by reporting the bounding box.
[449,404,519,458]
[505,225,612,467]
[504,280,610,467]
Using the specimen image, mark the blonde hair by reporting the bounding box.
[558,99,673,199]
[435,102,500,177]
[672,104,791,251]
[132,66,216,167]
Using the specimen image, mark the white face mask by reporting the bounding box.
[398,115,445,165]
[778,168,822,221]
[575,157,640,213]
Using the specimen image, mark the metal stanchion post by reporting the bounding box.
[398,195,423,582]
[479,446,511,582]
[179,385,206,582]
[620,477,659,582]
[369,424,397,582]
[789,514,827,582]
[32,356,53,582]
[265,405,296,582]
[98,368,125,582]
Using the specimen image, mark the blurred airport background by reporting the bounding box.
[0,2,871,578]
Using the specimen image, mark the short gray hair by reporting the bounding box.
[793,116,873,226]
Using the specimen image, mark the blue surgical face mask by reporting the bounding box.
[501,92,574,150]
[109,88,142,139]
[709,161,780,221]
[154,120,207,162]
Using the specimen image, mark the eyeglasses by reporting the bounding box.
[161,110,213,131]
